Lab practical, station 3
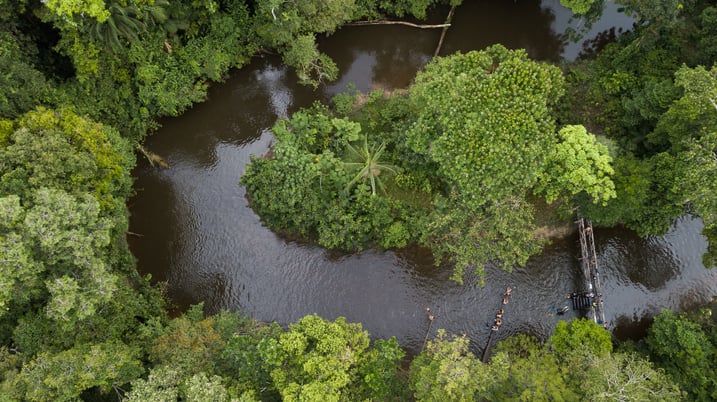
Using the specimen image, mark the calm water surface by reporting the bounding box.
[128,0,716,354]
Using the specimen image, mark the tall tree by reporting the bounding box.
[0,109,134,327]
[490,334,575,401]
[409,329,498,401]
[656,65,717,267]
[406,44,565,209]
[405,45,569,282]
[12,340,143,401]
[646,310,717,400]
[259,314,370,402]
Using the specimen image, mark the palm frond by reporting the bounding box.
[342,135,400,196]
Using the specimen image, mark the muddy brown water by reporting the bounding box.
[128,0,717,355]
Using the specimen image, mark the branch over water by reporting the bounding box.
[346,20,450,29]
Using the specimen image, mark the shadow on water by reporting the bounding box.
[128,0,716,354]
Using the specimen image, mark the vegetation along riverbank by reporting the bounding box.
[1,0,717,400]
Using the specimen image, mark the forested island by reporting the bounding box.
[2,0,717,400]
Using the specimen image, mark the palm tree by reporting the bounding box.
[86,4,143,53]
[85,0,174,54]
[343,136,400,196]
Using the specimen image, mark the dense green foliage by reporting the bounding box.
[122,309,407,401]
[536,125,616,206]
[405,319,683,401]
[406,46,564,209]
[644,309,717,400]
[2,0,717,400]
[244,45,618,284]
[409,329,496,401]
[0,0,456,138]
[0,1,456,397]
[0,108,165,400]
[564,0,717,268]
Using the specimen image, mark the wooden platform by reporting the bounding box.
[577,218,607,328]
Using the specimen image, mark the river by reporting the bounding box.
[128,0,717,355]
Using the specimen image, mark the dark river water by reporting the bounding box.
[128,0,717,355]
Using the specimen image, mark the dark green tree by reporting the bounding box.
[646,310,717,400]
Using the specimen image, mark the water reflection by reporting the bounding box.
[598,227,680,290]
[323,26,438,92]
[442,0,564,61]
[254,66,294,120]
[542,0,634,60]
[147,58,318,170]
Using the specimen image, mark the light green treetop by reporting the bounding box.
[260,314,370,402]
[43,0,110,22]
[551,318,613,358]
[573,351,683,401]
[16,340,143,401]
[537,124,616,206]
[126,366,252,402]
[560,0,601,15]
[0,188,118,324]
[409,329,498,401]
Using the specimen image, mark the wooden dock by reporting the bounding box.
[577,218,607,327]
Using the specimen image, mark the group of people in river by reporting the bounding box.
[491,287,512,331]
